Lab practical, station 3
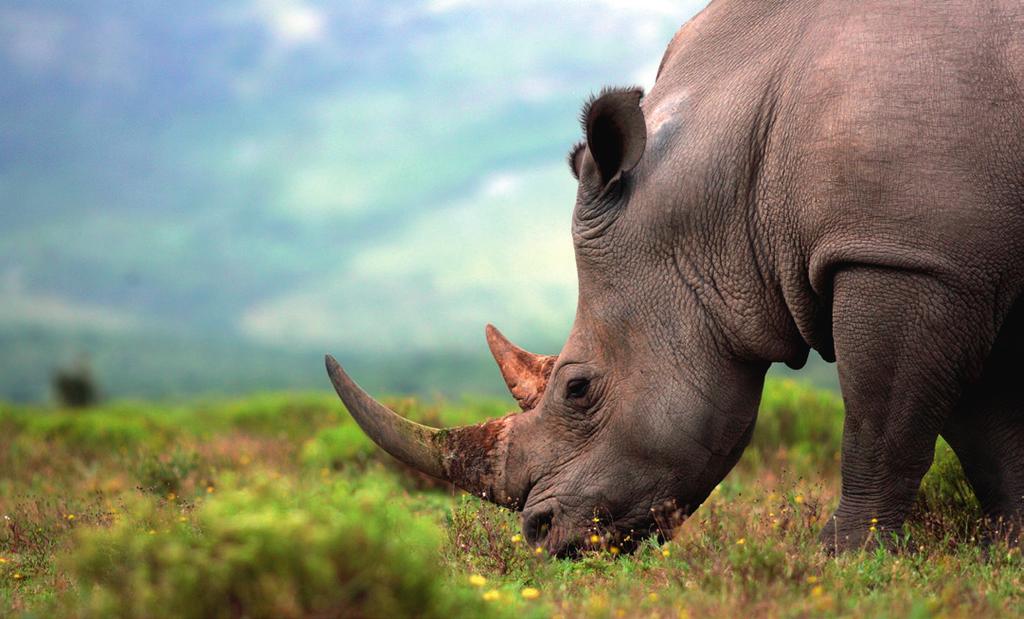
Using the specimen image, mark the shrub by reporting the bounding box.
[910,439,983,541]
[209,393,341,439]
[60,474,506,619]
[27,413,155,459]
[444,495,532,578]
[53,362,99,409]
[299,424,375,470]
[744,379,845,473]
[134,449,201,496]
[754,379,845,452]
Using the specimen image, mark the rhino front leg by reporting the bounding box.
[821,266,999,552]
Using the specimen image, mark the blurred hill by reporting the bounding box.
[0,0,837,401]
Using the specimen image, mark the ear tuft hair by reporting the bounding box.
[567,140,586,179]
[578,86,645,132]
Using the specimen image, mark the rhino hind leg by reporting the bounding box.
[821,267,1003,552]
[942,296,1024,541]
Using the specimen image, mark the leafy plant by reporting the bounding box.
[60,474,513,619]
[134,449,201,496]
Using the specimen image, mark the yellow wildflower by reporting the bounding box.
[869,525,877,532]
[609,546,620,555]
[0,557,6,564]
[811,585,825,597]
[648,592,659,602]
[206,485,215,494]
[590,534,601,544]
[521,587,540,600]
[511,534,522,543]
[65,514,75,521]
[482,589,500,602]
[535,546,544,555]
[870,517,878,524]
[806,575,819,584]
[167,493,176,501]
[13,573,23,580]
[736,538,746,545]
[469,574,487,588]
[794,495,805,504]
[592,517,600,523]
[662,547,671,558]
[178,516,187,523]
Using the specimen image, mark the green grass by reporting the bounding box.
[1,379,1021,618]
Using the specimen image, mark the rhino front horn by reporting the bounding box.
[485,324,557,410]
[325,354,521,507]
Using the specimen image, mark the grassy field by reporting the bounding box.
[1,379,1021,618]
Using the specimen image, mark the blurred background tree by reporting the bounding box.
[52,356,99,408]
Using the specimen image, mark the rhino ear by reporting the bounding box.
[582,87,647,189]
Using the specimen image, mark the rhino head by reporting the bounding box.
[326,87,772,557]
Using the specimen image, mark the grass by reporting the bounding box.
[1,379,1021,618]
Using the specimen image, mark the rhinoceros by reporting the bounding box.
[326,0,1024,555]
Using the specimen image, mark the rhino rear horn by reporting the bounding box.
[485,324,556,411]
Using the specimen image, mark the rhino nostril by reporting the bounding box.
[523,509,554,546]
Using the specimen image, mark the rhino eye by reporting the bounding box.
[565,378,590,400]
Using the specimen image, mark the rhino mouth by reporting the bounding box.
[535,518,664,559]
[523,495,690,558]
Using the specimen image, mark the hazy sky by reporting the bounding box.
[1,0,710,362]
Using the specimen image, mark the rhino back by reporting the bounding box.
[645,0,1024,357]
[778,0,1024,290]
